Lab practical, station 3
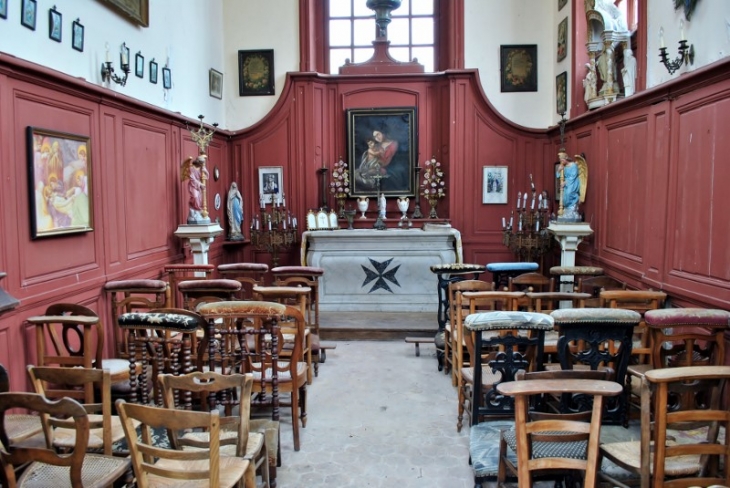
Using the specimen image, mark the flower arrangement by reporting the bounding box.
[420,157,446,200]
[330,158,350,199]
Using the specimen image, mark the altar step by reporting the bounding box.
[319,311,438,341]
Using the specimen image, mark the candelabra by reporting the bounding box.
[658,25,694,75]
[250,201,298,267]
[501,177,553,264]
[101,42,130,86]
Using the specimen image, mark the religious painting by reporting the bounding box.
[97,0,149,27]
[558,0,568,11]
[346,106,417,197]
[149,59,158,84]
[71,19,84,52]
[48,5,61,42]
[0,0,7,19]
[162,67,171,89]
[238,49,275,96]
[483,166,508,204]
[135,52,144,78]
[556,71,568,115]
[21,0,36,30]
[500,45,538,92]
[26,127,93,239]
[557,17,568,62]
[258,166,282,205]
[209,69,223,99]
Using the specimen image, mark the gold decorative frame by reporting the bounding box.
[238,50,275,96]
[98,0,149,27]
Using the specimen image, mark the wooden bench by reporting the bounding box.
[404,336,435,357]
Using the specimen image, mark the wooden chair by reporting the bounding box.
[445,279,491,387]
[178,279,242,312]
[600,365,730,488]
[159,371,269,488]
[579,275,627,307]
[525,292,591,361]
[495,375,622,488]
[116,399,249,488]
[27,365,132,457]
[164,264,215,308]
[0,392,130,488]
[197,301,308,452]
[26,303,131,403]
[508,271,555,293]
[218,262,269,299]
[0,365,42,446]
[457,291,527,432]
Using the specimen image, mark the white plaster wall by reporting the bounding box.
[646,0,730,88]
[0,0,226,126]
[463,0,554,129]
[221,0,299,130]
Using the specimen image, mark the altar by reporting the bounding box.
[302,227,463,312]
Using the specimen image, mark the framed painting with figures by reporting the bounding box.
[346,106,417,198]
[556,71,567,115]
[258,166,282,205]
[483,166,508,204]
[26,127,93,238]
[500,45,538,92]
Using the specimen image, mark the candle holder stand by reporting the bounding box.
[250,203,298,267]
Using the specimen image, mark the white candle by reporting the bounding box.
[260,193,265,209]
[660,27,665,49]
[522,192,527,208]
[268,220,272,231]
[517,192,521,209]
[531,197,535,210]
[538,194,543,204]
[502,217,506,228]
[509,217,513,228]
[518,219,522,232]
[105,46,111,63]
[283,220,287,230]
[292,217,297,228]
[120,44,129,66]
[256,219,260,230]
[282,193,286,207]
[536,220,540,232]
[679,19,685,41]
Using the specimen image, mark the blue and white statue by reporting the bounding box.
[227,182,244,240]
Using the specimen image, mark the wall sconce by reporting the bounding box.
[658,23,694,75]
[101,42,130,86]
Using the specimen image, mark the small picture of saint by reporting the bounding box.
[263,173,279,194]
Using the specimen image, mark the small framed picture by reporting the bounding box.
[48,6,61,42]
[21,0,37,30]
[135,52,144,78]
[557,17,568,62]
[482,166,508,204]
[209,69,223,99]
[500,45,538,93]
[162,67,171,89]
[556,71,568,115]
[558,0,568,11]
[1,0,8,19]
[149,59,158,84]
[258,166,282,205]
[71,19,84,52]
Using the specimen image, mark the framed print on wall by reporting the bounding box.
[97,0,149,27]
[135,52,144,78]
[72,19,84,52]
[26,127,93,239]
[556,71,568,115]
[209,69,223,99]
[149,59,158,84]
[48,5,61,42]
[558,0,568,11]
[346,106,418,197]
[483,166,508,204]
[557,17,568,62]
[0,0,7,19]
[238,49,275,96]
[500,45,538,92]
[21,0,36,30]
[258,166,282,205]
[162,67,171,89]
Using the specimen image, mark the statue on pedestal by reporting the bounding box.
[180,153,210,224]
[227,182,244,241]
[556,149,588,222]
[621,46,637,97]
[583,59,598,103]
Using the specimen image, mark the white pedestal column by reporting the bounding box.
[174,223,223,275]
[547,222,594,298]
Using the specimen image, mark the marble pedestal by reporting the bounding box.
[174,223,224,275]
[547,222,594,294]
[302,228,462,312]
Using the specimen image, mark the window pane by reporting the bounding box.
[330,49,352,74]
[353,0,372,17]
[354,19,375,45]
[329,0,351,17]
[389,18,410,45]
[330,20,352,46]
[395,0,410,16]
[353,47,374,63]
[411,0,433,16]
[412,47,434,71]
[411,18,433,45]
[389,47,410,63]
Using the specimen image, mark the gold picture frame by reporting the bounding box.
[98,0,149,27]
[238,50,275,96]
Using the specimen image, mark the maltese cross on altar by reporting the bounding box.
[361,258,401,293]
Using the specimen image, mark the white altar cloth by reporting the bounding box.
[302,227,462,312]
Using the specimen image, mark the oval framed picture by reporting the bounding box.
[214,193,221,210]
[214,166,220,181]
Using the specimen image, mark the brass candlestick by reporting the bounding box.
[250,201,298,267]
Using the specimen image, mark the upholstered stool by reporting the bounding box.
[117,308,205,406]
[549,265,604,292]
[103,279,169,360]
[163,264,215,308]
[178,279,242,311]
[218,262,269,299]
[253,285,317,384]
[550,308,641,426]
[486,262,538,291]
[464,311,553,484]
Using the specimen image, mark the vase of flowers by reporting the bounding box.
[420,157,445,219]
[330,158,350,218]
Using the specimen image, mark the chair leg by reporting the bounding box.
[457,381,465,432]
[291,388,300,452]
[299,385,307,428]
[244,462,256,488]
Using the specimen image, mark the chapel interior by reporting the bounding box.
[1,0,730,486]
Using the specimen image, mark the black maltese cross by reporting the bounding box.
[361,258,401,293]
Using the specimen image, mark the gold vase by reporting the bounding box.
[428,198,439,219]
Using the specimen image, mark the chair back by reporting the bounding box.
[159,371,254,456]
[117,400,234,488]
[579,275,627,307]
[164,264,215,308]
[218,262,269,299]
[177,279,242,311]
[526,292,591,313]
[508,272,555,293]
[0,392,89,486]
[496,376,622,488]
[644,366,730,488]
